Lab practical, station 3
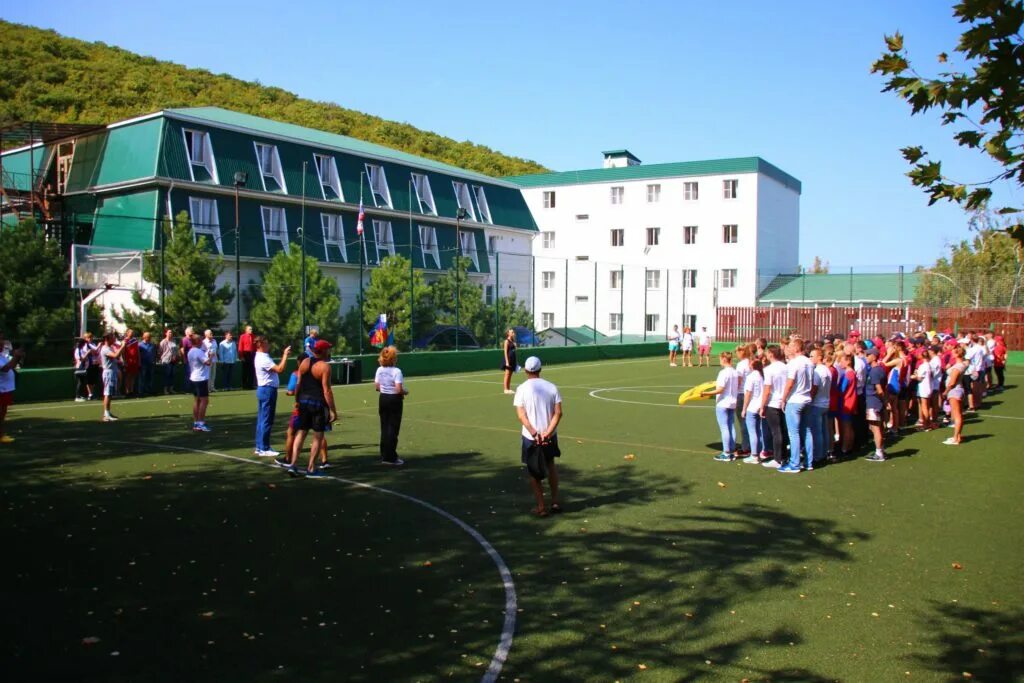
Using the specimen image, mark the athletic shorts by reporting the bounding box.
[698,345,710,355]
[296,400,330,433]
[682,344,693,352]
[668,342,680,351]
[520,434,561,464]
[289,411,300,430]
[0,391,12,408]
[917,385,932,399]
[192,381,209,398]
[898,386,912,401]
[102,370,117,397]
[866,407,883,423]
[947,386,964,401]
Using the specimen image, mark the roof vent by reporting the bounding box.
[601,149,641,168]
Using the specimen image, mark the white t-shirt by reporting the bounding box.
[0,351,15,393]
[203,337,217,358]
[681,333,693,350]
[187,346,211,382]
[812,363,832,408]
[743,371,764,413]
[916,361,933,397]
[786,355,815,404]
[374,366,405,395]
[513,377,562,439]
[696,331,711,348]
[929,356,942,392]
[763,361,788,409]
[254,351,279,388]
[715,366,739,409]
[668,329,681,343]
[853,355,867,395]
[966,344,985,375]
[735,358,750,394]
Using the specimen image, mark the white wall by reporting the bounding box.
[755,174,801,296]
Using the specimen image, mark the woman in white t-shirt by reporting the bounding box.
[915,347,935,429]
[703,351,739,461]
[740,357,766,464]
[759,345,788,468]
[734,344,752,455]
[374,345,409,465]
[680,327,694,367]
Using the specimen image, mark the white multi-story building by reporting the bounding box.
[507,151,801,338]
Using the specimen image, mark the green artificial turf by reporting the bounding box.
[2,357,1023,681]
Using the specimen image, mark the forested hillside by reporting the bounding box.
[0,20,548,177]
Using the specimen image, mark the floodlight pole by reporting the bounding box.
[358,172,365,355]
[455,207,467,351]
[300,161,308,336]
[409,179,415,350]
[233,171,248,330]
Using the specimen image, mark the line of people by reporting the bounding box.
[667,325,714,368]
[702,329,1006,472]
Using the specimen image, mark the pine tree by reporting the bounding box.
[361,254,434,350]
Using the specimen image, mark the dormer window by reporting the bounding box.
[188,197,223,253]
[365,164,392,208]
[321,213,346,263]
[260,206,289,255]
[313,154,343,201]
[183,129,217,183]
[419,225,440,268]
[411,173,437,215]
[254,143,286,192]
[452,181,477,221]
[472,185,492,224]
[460,230,479,270]
[373,220,395,261]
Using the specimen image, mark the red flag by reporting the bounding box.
[357,201,365,236]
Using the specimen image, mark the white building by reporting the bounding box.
[507,151,801,338]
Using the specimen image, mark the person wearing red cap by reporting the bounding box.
[290,338,337,478]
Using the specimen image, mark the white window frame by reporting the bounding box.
[682,269,697,288]
[646,227,661,246]
[609,313,622,331]
[723,224,738,244]
[260,205,289,255]
[684,225,698,244]
[313,154,343,201]
[485,285,495,306]
[684,181,699,201]
[321,213,346,263]
[542,271,556,289]
[610,186,624,205]
[452,181,478,222]
[419,225,440,269]
[646,269,661,290]
[647,183,661,203]
[610,228,624,247]
[188,197,222,254]
[487,235,498,255]
[645,314,660,333]
[182,129,217,183]
[411,173,437,215]
[460,230,479,270]
[542,191,556,208]
[609,270,621,289]
[723,179,738,199]
[373,220,395,261]
[722,269,738,288]
[365,164,393,208]
[541,312,555,329]
[472,185,493,224]
[254,142,286,192]
[542,231,555,249]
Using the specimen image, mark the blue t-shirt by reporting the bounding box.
[866,364,887,411]
[304,336,317,354]
[286,371,299,394]
[138,340,155,364]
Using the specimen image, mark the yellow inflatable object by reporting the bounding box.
[678,381,718,406]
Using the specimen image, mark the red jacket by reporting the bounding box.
[238,332,255,353]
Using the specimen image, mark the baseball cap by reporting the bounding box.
[865,347,880,359]
[849,330,861,337]
[524,356,542,372]
[313,340,333,353]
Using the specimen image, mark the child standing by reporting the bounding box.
[741,357,766,464]
[704,352,739,461]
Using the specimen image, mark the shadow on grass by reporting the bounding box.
[913,601,1024,681]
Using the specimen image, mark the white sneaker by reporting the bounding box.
[75,397,86,403]
[103,415,119,422]
[259,449,280,457]
[742,454,760,464]
[670,363,678,367]
[942,437,959,446]
[254,449,266,456]
[382,459,405,466]
[761,459,782,468]
[503,389,514,395]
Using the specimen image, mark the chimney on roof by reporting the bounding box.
[602,149,641,168]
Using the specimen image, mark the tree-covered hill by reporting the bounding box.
[0,20,548,177]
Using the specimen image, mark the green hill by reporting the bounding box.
[0,20,548,178]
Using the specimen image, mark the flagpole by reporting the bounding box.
[300,161,307,338]
[408,179,414,352]
[358,172,365,355]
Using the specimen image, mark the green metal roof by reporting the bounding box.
[164,107,515,187]
[759,273,920,304]
[506,156,802,194]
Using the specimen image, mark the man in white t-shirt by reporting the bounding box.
[202,329,218,392]
[253,336,291,456]
[513,356,563,517]
[779,338,814,473]
[696,327,712,367]
[0,344,25,444]
[187,330,213,432]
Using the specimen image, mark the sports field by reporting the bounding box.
[3,356,1022,681]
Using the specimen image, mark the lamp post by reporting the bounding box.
[454,207,468,351]
[233,171,248,329]
[300,161,307,336]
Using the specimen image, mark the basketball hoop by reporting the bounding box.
[70,244,145,336]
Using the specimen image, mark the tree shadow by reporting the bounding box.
[912,601,1024,681]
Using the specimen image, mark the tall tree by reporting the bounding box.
[871,1,1024,243]
[808,256,830,274]
[122,211,234,331]
[428,256,485,337]
[361,254,434,350]
[246,244,346,350]
[478,295,534,348]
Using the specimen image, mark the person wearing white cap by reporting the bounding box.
[513,356,563,516]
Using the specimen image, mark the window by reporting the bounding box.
[452,181,477,221]
[722,269,737,288]
[609,270,621,289]
[723,224,738,243]
[459,230,479,270]
[321,214,346,263]
[610,186,624,204]
[313,154,343,201]
[542,231,555,248]
[543,191,556,208]
[645,314,660,332]
[723,179,738,199]
[575,214,589,222]
[365,164,392,208]
[488,235,498,255]
[647,184,661,203]
[646,269,661,289]
[684,225,698,244]
[609,313,622,331]
[682,269,697,288]
[254,143,286,192]
[260,206,288,255]
[472,185,492,223]
[419,225,440,268]
[542,271,556,289]
[183,129,216,182]
[411,173,437,215]
[575,255,590,261]
[541,312,555,329]
[646,227,660,246]
[373,220,395,261]
[684,181,699,201]
[485,285,495,306]
[575,295,589,303]
[684,314,697,331]
[610,228,624,247]
[188,197,222,253]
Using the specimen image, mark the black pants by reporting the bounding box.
[75,372,91,398]
[764,406,787,463]
[995,366,1005,388]
[378,393,404,462]
[241,352,255,390]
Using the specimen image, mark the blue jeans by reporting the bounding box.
[715,406,736,454]
[744,411,763,456]
[255,386,278,451]
[737,410,750,452]
[784,401,811,468]
[219,363,235,390]
[808,404,828,464]
[162,363,176,392]
[140,363,154,395]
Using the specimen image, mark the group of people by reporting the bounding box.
[703,329,1008,472]
[667,325,714,368]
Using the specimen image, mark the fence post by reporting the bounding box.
[564,258,568,347]
[620,265,624,344]
[643,267,649,342]
[593,261,597,345]
[665,268,670,338]
[849,267,854,304]
[494,251,500,348]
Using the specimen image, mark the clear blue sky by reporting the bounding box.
[5,0,1018,268]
